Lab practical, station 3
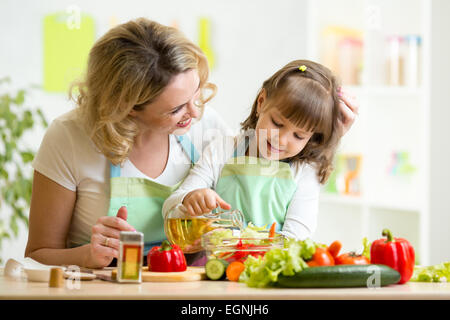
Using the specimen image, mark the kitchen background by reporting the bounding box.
[1,0,449,266]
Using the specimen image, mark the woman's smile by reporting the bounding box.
[177,117,192,128]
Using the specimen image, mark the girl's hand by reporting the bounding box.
[86,206,136,268]
[337,87,359,136]
[183,188,231,216]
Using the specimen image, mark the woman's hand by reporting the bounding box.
[183,188,231,216]
[337,87,359,136]
[86,206,136,268]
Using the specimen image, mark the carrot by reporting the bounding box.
[327,240,342,259]
[226,261,246,282]
[269,222,276,238]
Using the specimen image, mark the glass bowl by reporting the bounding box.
[164,204,245,253]
[201,230,285,263]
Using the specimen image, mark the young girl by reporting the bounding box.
[162,59,343,240]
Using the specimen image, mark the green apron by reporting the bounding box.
[215,136,297,232]
[106,134,199,253]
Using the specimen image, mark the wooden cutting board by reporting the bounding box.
[111,266,206,282]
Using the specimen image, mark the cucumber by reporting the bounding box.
[205,259,229,280]
[277,264,401,288]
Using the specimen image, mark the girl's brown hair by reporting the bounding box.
[241,59,342,183]
[71,18,216,165]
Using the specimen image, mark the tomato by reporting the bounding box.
[307,247,335,267]
[335,252,370,265]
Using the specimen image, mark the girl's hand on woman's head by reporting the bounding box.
[337,88,359,136]
[86,206,136,268]
[183,188,231,216]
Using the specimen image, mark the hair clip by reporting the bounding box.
[298,65,307,72]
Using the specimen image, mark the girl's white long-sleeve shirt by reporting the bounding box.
[162,133,321,240]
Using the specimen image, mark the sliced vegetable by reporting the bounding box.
[307,247,335,267]
[335,252,370,265]
[276,264,401,288]
[205,259,229,280]
[207,222,279,263]
[269,222,276,238]
[221,239,266,263]
[370,229,415,284]
[226,261,246,281]
[327,240,342,259]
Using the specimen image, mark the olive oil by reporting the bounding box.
[165,218,221,253]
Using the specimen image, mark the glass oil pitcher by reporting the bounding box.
[164,204,245,253]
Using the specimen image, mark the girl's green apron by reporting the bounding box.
[215,136,298,232]
[106,135,199,254]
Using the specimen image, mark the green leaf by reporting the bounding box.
[0,77,11,85]
[3,186,15,203]
[9,215,19,237]
[0,167,8,179]
[14,89,26,105]
[411,262,450,282]
[0,80,48,260]
[4,108,16,126]
[242,238,316,288]
[22,110,34,130]
[20,151,35,163]
[37,109,49,128]
[362,237,371,260]
[19,178,32,205]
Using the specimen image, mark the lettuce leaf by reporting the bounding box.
[207,222,270,247]
[239,238,317,288]
[240,222,268,239]
[362,237,371,261]
[410,262,450,282]
[207,228,233,246]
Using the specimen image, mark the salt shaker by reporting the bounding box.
[117,231,144,283]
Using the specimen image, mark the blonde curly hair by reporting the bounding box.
[70,18,216,165]
[241,60,342,184]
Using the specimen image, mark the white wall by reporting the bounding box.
[0,0,308,129]
[429,0,450,265]
[0,0,308,263]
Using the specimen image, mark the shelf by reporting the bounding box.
[320,193,363,206]
[309,0,440,266]
[320,192,421,212]
[344,85,424,97]
[368,199,421,212]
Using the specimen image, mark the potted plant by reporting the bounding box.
[0,77,48,264]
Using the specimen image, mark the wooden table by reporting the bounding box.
[1,268,450,300]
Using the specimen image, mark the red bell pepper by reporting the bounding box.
[147,240,187,272]
[219,240,266,262]
[231,240,265,262]
[370,229,415,284]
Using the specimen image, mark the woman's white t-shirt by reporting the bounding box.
[32,107,233,248]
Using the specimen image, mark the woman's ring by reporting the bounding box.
[104,237,109,247]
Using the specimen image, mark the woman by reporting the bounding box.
[25,18,358,269]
